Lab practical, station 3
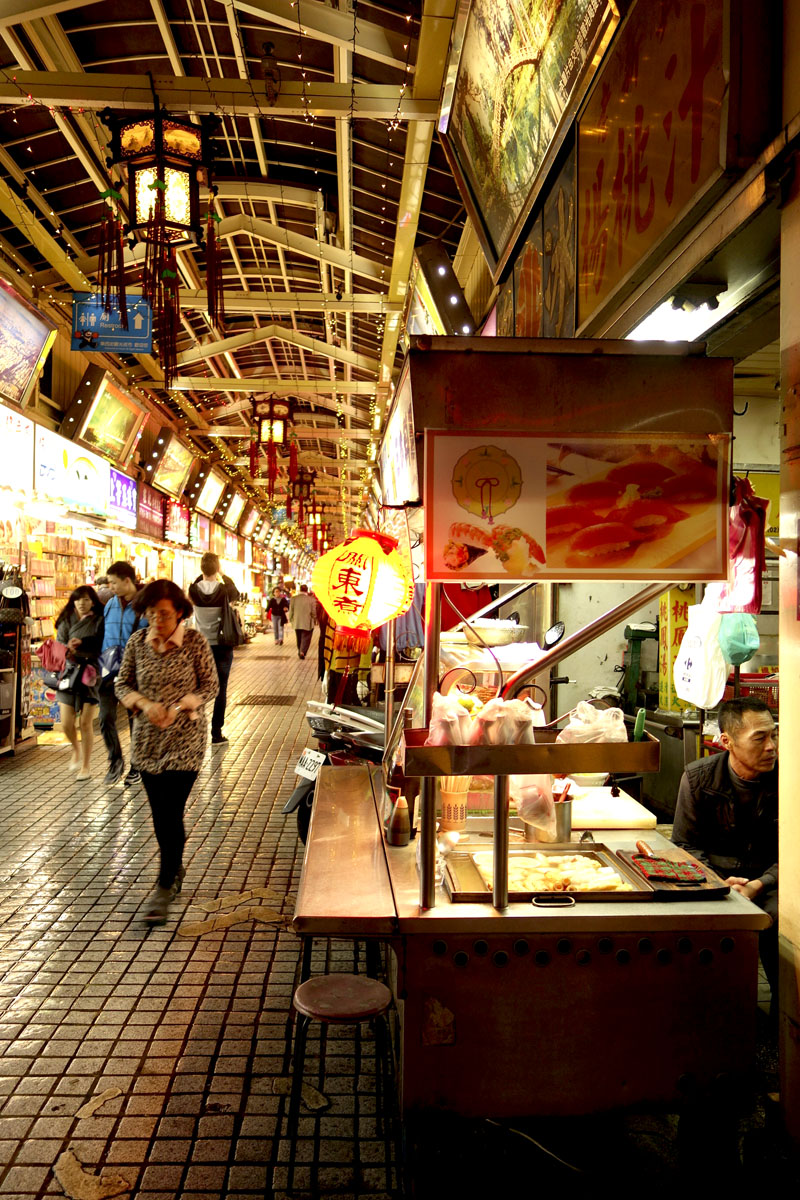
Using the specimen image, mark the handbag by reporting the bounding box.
[99,614,140,678]
[40,639,68,673]
[57,661,82,692]
[219,599,245,647]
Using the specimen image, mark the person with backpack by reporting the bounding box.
[99,561,146,786]
[188,553,240,744]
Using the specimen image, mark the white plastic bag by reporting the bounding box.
[672,592,727,709]
[510,773,555,840]
[556,701,628,744]
[425,692,471,746]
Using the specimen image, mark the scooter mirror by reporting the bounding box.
[544,620,566,648]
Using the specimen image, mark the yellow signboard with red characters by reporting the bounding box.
[658,586,697,712]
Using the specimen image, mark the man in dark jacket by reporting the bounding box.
[188,553,239,744]
[100,561,146,786]
[673,696,778,1008]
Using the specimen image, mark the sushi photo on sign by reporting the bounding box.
[544,435,730,579]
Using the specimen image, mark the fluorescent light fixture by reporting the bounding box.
[627,298,721,342]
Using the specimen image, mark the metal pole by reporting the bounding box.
[384,618,396,752]
[419,581,441,911]
[501,581,673,700]
[492,775,510,910]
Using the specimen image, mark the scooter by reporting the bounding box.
[283,701,386,843]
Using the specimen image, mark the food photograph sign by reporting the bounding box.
[424,430,730,582]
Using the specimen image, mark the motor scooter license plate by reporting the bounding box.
[295,748,326,780]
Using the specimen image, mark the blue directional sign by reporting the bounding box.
[71,292,153,353]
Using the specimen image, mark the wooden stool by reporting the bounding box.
[287,974,393,1191]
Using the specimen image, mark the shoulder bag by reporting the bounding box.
[219,597,245,647]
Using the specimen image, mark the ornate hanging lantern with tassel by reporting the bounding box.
[99,96,220,388]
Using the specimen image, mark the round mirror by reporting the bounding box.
[544,620,565,648]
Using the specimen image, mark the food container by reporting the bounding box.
[463,620,528,646]
[442,844,653,903]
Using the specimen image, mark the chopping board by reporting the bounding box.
[616,849,730,900]
[570,787,657,830]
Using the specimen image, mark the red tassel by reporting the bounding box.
[98,208,128,329]
[142,181,179,388]
[289,437,298,482]
[297,495,304,526]
[249,430,258,478]
[286,491,293,521]
[266,438,277,499]
[206,205,225,329]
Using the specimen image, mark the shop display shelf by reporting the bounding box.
[399,727,660,777]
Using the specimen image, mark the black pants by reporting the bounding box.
[210,644,234,735]
[141,769,197,888]
[98,676,135,768]
[295,627,312,656]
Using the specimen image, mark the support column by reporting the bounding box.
[779,0,800,1143]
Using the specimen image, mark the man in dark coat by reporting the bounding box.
[673,696,778,1012]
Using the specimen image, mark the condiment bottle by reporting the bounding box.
[386,795,411,846]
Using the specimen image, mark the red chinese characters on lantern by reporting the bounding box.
[331,557,368,615]
[578,0,724,324]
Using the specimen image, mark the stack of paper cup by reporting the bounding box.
[439,775,472,831]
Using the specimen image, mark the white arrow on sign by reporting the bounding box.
[133,313,144,330]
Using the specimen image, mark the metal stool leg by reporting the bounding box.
[287,1013,310,1193]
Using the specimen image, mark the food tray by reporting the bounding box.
[400,728,660,777]
[443,844,655,904]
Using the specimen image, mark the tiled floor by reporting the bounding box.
[0,633,396,1199]
[0,633,793,1198]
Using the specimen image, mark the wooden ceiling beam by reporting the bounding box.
[233,0,415,72]
[0,72,439,118]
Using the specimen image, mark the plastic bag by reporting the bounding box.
[672,592,727,708]
[716,476,769,614]
[556,701,628,744]
[504,698,536,744]
[469,697,509,745]
[426,692,471,746]
[718,612,760,666]
[510,773,555,840]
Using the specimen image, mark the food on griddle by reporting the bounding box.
[492,525,545,574]
[567,521,640,564]
[472,851,634,893]
[546,504,600,542]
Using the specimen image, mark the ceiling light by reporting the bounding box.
[626,298,721,342]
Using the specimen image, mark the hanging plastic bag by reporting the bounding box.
[509,773,555,840]
[555,701,628,744]
[718,612,760,665]
[672,592,727,708]
[716,476,769,613]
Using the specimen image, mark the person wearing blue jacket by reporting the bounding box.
[99,561,146,785]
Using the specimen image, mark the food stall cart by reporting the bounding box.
[293,341,769,1119]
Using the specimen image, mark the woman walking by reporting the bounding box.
[265,585,289,645]
[55,585,104,781]
[115,580,218,925]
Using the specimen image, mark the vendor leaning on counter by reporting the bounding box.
[673,697,778,1017]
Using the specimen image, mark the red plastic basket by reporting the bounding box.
[724,673,779,711]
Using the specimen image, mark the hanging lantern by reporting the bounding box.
[291,466,315,526]
[100,102,220,387]
[253,396,293,491]
[312,529,415,655]
[254,395,293,447]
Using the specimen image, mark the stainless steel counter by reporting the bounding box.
[293,764,770,1118]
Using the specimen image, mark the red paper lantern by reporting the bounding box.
[312,530,415,654]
